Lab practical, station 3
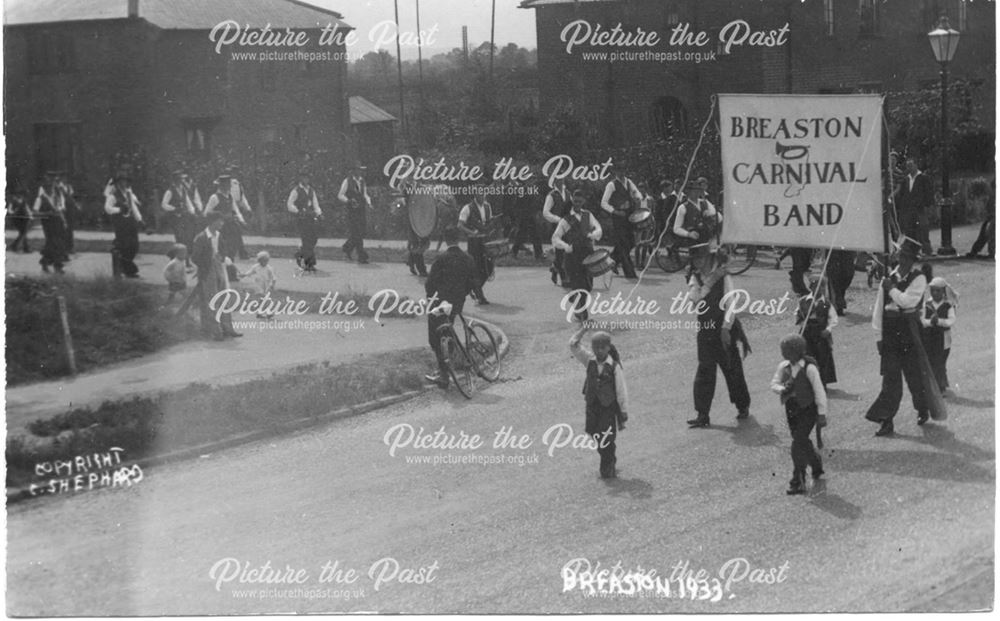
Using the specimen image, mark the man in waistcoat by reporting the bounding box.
[161,170,200,258]
[458,184,494,305]
[338,162,372,264]
[542,178,572,287]
[600,164,640,279]
[287,168,323,272]
[104,172,144,278]
[552,189,603,322]
[34,171,69,274]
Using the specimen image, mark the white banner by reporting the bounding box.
[718,94,884,252]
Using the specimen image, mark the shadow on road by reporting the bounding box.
[945,394,995,410]
[605,476,654,499]
[897,424,996,462]
[827,446,994,484]
[473,302,525,316]
[807,479,863,520]
[715,417,782,448]
[826,388,862,401]
[840,312,874,327]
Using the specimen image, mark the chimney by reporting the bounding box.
[127,0,139,18]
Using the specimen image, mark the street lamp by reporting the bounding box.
[928,15,960,256]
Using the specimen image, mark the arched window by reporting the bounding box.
[651,97,688,140]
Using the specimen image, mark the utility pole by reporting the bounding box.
[394,0,407,140]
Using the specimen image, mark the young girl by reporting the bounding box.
[570,325,628,479]
[241,250,277,319]
[795,273,838,386]
[163,243,188,304]
[921,276,957,393]
[770,334,828,495]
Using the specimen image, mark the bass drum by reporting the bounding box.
[407,189,439,239]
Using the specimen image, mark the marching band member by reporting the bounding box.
[104,172,144,278]
[227,165,253,259]
[286,168,323,272]
[203,174,246,273]
[570,325,629,479]
[458,184,494,305]
[161,170,199,262]
[54,171,78,254]
[34,171,69,274]
[865,237,929,436]
[685,243,751,427]
[338,162,372,264]
[600,164,640,279]
[672,178,722,250]
[795,273,838,387]
[552,189,602,322]
[920,276,958,394]
[542,177,571,287]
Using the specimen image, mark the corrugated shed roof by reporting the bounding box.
[4,0,351,30]
[349,96,397,125]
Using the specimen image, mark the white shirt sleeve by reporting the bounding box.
[722,274,736,329]
[458,204,471,224]
[287,189,299,213]
[805,363,828,416]
[203,194,218,215]
[600,181,616,213]
[673,202,691,237]
[827,304,838,330]
[889,274,927,310]
[589,215,603,241]
[337,178,350,203]
[770,361,789,394]
[552,218,571,252]
[542,193,560,224]
[311,190,322,216]
[938,303,956,328]
[615,364,629,413]
[569,332,592,366]
[161,189,176,212]
[103,193,118,215]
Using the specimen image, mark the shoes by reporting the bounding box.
[875,419,894,437]
[407,261,417,275]
[812,461,824,479]
[478,298,491,305]
[424,373,449,389]
[917,410,929,425]
[358,257,370,265]
[736,407,749,420]
[125,273,140,279]
[687,415,710,428]
[550,267,558,285]
[786,477,806,495]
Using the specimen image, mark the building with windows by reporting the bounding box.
[521,0,994,163]
[4,0,353,199]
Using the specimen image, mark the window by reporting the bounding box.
[182,118,217,156]
[650,97,687,140]
[34,123,82,175]
[27,31,76,74]
[824,0,835,36]
[859,0,879,35]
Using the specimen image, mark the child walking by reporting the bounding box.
[920,276,957,393]
[163,243,188,304]
[570,325,628,479]
[770,334,827,495]
[241,250,277,319]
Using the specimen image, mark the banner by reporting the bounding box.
[718,94,884,252]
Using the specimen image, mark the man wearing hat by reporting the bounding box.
[53,171,79,254]
[896,158,934,256]
[6,183,32,254]
[424,227,480,389]
[600,164,640,279]
[685,243,751,427]
[865,236,930,435]
[543,177,572,287]
[203,174,247,275]
[672,177,722,252]
[337,162,372,264]
[191,211,242,340]
[227,165,253,259]
[104,172,144,278]
[287,168,323,272]
[161,170,200,260]
[34,171,70,274]
[457,183,495,304]
[552,189,603,322]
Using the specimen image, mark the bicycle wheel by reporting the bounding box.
[467,322,501,382]
[439,329,474,399]
[725,244,757,275]
[655,245,686,273]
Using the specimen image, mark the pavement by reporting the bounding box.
[4,223,995,614]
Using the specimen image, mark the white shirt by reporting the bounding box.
[551,209,603,252]
[799,294,838,330]
[287,184,322,217]
[161,185,196,215]
[231,179,253,214]
[673,198,721,239]
[921,297,956,349]
[542,186,569,225]
[687,270,736,329]
[600,176,640,214]
[458,200,491,229]
[569,333,629,414]
[770,358,828,417]
[338,176,371,206]
[204,192,246,224]
[907,171,922,192]
[34,187,65,213]
[886,269,926,311]
[103,186,143,221]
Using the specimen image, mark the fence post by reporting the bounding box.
[56,295,77,375]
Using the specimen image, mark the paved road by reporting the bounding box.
[6,252,994,614]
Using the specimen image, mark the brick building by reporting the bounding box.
[4,0,354,208]
[521,0,995,164]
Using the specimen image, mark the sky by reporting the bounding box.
[302,0,538,59]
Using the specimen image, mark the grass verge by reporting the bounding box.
[7,348,429,490]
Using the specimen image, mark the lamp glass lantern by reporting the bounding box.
[928,16,960,63]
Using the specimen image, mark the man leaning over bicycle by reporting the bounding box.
[424,227,482,389]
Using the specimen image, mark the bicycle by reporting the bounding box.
[431,302,501,399]
[655,238,757,275]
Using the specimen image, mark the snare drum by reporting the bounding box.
[582,249,616,277]
[628,208,654,231]
[484,239,511,259]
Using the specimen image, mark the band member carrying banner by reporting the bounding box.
[34,171,69,274]
[104,172,144,278]
[161,170,200,262]
[864,236,946,436]
[600,164,640,280]
[286,168,323,273]
[552,189,603,322]
[458,184,494,305]
[542,178,571,287]
[338,162,371,264]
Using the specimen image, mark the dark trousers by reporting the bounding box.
[296,217,320,269]
[111,218,139,277]
[786,402,822,478]
[866,316,928,421]
[40,216,68,268]
[467,237,489,300]
[197,282,235,338]
[586,404,618,478]
[610,215,637,278]
[343,207,368,261]
[511,211,543,258]
[563,248,592,321]
[428,304,461,378]
[219,219,242,261]
[970,217,995,257]
[171,215,198,257]
[407,229,428,276]
[64,207,76,253]
[922,329,950,391]
[826,250,856,314]
[693,329,751,416]
[552,248,567,284]
[9,217,31,251]
[788,247,812,295]
[900,207,932,254]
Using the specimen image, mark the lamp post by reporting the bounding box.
[928,15,960,256]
